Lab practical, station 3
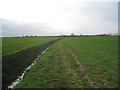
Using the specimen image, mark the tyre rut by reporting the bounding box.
[66,48,97,88]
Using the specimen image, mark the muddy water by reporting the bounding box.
[7,48,49,89]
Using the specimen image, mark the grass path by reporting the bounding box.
[16,39,97,88]
[16,40,86,88]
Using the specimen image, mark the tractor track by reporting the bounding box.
[66,48,98,88]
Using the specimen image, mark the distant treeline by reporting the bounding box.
[2,33,120,38]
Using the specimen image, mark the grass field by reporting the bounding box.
[0,39,1,52]
[2,37,60,55]
[15,36,118,88]
[2,37,61,89]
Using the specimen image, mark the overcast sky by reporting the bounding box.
[0,0,118,37]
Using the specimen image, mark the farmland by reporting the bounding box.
[2,37,61,89]
[12,36,118,88]
[2,37,61,55]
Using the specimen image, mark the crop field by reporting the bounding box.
[3,36,118,88]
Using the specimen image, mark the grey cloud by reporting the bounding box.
[1,19,57,37]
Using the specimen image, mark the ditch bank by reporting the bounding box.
[2,38,62,89]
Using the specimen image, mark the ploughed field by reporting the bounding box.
[2,36,118,88]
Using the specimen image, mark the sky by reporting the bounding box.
[0,0,119,37]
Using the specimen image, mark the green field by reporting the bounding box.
[2,37,60,55]
[14,36,118,88]
[0,38,1,52]
[2,37,61,89]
